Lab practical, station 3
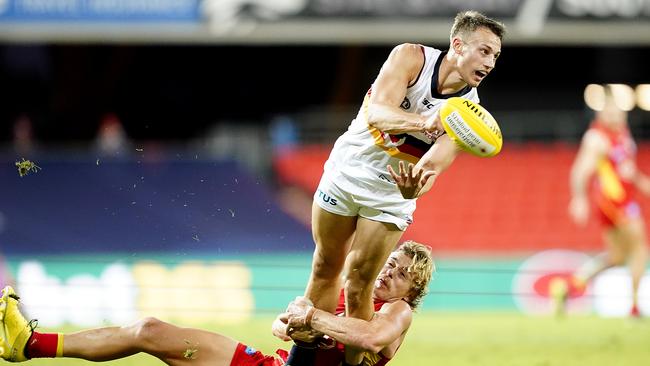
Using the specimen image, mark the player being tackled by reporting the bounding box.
[0,286,35,362]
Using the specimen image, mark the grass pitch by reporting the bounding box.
[27,312,650,366]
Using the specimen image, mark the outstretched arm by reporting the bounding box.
[388,134,460,199]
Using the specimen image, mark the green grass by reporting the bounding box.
[27,312,650,366]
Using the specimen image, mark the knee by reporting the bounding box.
[344,276,374,306]
[345,255,378,285]
[608,252,626,267]
[128,317,165,344]
[311,250,346,280]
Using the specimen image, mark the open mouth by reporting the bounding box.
[475,70,487,79]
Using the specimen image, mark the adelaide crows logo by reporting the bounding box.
[400,97,411,110]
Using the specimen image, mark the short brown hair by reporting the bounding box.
[396,240,435,309]
[450,10,506,41]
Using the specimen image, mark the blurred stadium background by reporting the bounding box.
[1,1,650,365]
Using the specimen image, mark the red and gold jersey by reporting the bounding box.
[591,121,637,203]
[323,46,479,201]
[590,121,640,226]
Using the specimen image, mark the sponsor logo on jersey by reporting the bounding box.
[244,346,257,355]
[422,98,436,110]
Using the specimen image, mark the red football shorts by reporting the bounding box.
[595,197,641,228]
[230,343,288,366]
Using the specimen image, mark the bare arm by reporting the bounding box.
[367,43,437,134]
[287,298,412,355]
[568,130,609,226]
[388,134,461,199]
[633,170,650,197]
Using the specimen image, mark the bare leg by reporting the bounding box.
[574,228,627,285]
[284,204,356,365]
[63,317,239,366]
[343,217,403,365]
[305,203,357,313]
[618,219,649,308]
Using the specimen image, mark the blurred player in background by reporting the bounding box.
[0,241,433,366]
[286,10,505,366]
[561,84,650,317]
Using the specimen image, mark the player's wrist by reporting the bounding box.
[305,306,317,327]
[418,117,431,132]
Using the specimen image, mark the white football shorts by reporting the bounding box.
[313,171,415,231]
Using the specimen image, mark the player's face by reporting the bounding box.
[374,252,414,302]
[455,27,501,87]
[598,95,628,128]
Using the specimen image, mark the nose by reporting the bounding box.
[485,56,496,70]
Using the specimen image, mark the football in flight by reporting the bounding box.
[439,97,503,158]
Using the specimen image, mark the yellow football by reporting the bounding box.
[439,97,502,157]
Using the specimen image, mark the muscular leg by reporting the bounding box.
[305,203,357,313]
[285,204,356,365]
[616,218,649,308]
[342,217,403,365]
[63,317,239,366]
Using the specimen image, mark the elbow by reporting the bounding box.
[354,333,385,354]
[360,340,384,354]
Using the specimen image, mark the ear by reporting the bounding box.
[451,37,463,55]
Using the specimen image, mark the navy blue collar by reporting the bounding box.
[431,51,472,99]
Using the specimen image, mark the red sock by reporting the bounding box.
[25,332,62,358]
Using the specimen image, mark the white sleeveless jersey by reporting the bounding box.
[323,46,480,203]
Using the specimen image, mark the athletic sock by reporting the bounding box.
[25,332,64,359]
[284,344,316,366]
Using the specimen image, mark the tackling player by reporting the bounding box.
[0,241,434,366]
[289,10,505,365]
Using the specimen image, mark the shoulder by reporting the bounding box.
[381,44,426,83]
[388,43,425,67]
[392,43,424,56]
[377,300,413,319]
[582,128,611,154]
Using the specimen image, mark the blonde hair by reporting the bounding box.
[396,240,435,309]
[450,10,506,42]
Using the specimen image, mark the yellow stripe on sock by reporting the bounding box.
[56,334,64,357]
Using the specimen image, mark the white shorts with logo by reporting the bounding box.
[313,170,415,231]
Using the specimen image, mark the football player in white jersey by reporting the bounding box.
[282,11,505,366]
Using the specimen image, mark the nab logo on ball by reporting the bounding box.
[439,97,502,158]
